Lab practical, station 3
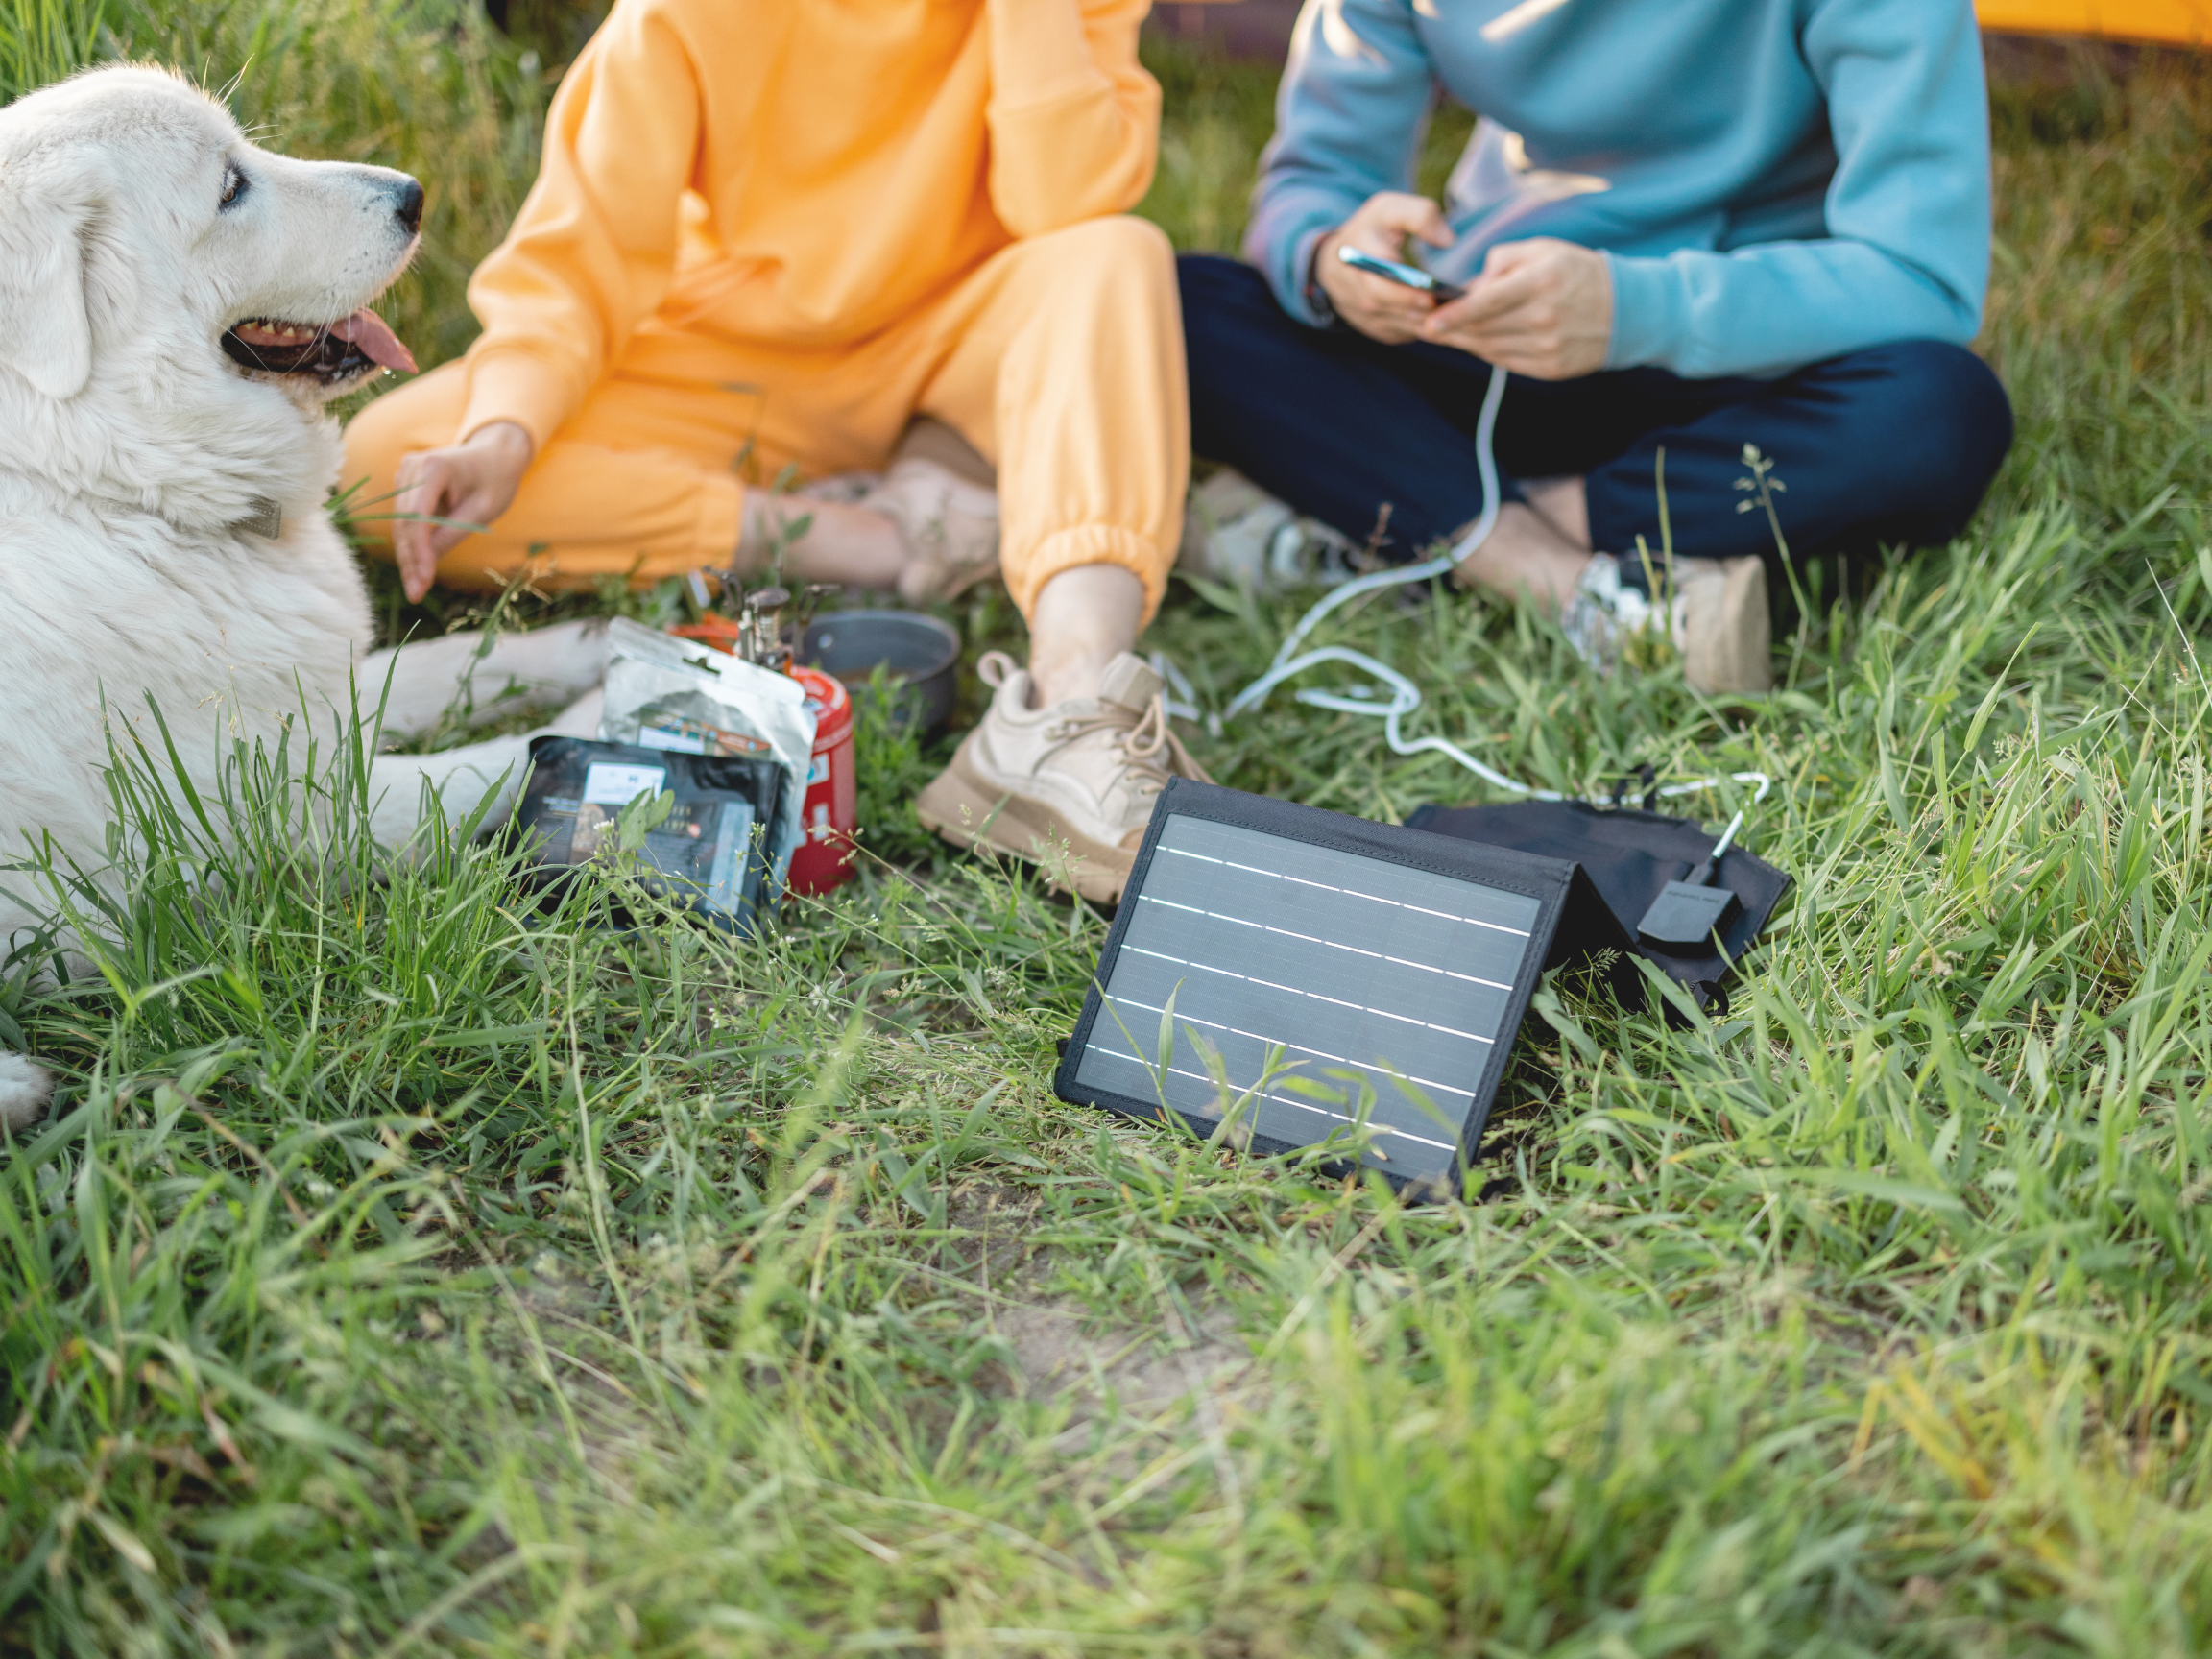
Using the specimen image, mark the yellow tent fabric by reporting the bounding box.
[1977,1,2210,42]
[1165,1,2212,50]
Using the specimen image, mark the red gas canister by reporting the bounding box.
[784,664,856,896]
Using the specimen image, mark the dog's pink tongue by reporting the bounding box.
[332,309,417,375]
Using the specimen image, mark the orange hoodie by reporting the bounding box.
[455,0,1160,453]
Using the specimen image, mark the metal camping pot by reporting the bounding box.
[800,610,961,737]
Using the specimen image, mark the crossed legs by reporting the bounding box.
[1177,254,2015,600]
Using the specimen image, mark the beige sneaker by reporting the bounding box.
[916,651,1212,902]
[860,457,1002,606]
[1676,555,1772,695]
[1560,553,1772,696]
[1178,469,1361,593]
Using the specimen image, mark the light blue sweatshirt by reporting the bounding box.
[1247,0,1993,379]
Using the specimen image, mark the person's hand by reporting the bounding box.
[1314,191,1455,344]
[1420,237,1612,381]
[390,421,535,602]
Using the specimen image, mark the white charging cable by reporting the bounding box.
[1208,366,1773,814]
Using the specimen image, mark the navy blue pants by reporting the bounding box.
[1179,255,2014,589]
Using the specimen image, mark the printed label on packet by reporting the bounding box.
[582,762,668,806]
[636,712,774,757]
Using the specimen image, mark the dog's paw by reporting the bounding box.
[0,1052,55,1131]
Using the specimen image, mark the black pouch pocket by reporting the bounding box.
[1406,798,1790,1016]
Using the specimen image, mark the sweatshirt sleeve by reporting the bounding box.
[1243,0,1434,329]
[1604,0,1990,378]
[456,0,701,450]
[985,0,1161,238]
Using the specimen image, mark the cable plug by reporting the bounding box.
[1636,810,1744,949]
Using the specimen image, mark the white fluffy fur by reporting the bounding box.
[0,69,604,1131]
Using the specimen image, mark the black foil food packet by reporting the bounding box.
[513,735,787,936]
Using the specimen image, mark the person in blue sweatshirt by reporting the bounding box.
[1179,0,2014,694]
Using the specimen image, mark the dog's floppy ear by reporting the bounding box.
[0,164,95,399]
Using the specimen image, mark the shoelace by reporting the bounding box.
[1046,695,1178,800]
[978,651,1198,800]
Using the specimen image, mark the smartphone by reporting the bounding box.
[1336,244,1466,302]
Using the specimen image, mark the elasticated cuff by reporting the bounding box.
[1601,252,1687,373]
[1283,227,1337,329]
[1007,525,1172,628]
[458,347,586,457]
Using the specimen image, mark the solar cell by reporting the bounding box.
[1057,781,1636,1191]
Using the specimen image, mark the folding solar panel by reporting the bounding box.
[1056,781,1638,1192]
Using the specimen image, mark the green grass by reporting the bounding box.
[10,10,2212,1654]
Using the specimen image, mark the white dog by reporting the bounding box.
[0,68,605,1130]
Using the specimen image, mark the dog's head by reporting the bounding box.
[0,67,420,517]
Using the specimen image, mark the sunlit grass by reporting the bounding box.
[8,11,2212,1654]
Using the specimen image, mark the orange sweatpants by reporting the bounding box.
[344,216,1189,621]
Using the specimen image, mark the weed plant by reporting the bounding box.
[7,8,2212,1654]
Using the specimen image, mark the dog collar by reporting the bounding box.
[230,497,283,539]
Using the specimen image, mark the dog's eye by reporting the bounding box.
[219,164,249,210]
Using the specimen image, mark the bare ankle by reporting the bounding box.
[1454,502,1596,616]
[739,496,906,589]
[1025,563,1146,708]
[1029,651,1115,709]
[1521,476,1591,549]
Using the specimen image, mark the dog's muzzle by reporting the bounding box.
[221,311,416,387]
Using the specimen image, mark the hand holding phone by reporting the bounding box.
[1335,244,1466,303]
[1312,192,1460,346]
[1415,237,1615,381]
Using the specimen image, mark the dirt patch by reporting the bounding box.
[943,1185,1256,1433]
[997,1295,1250,1424]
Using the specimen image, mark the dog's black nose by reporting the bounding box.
[393,178,424,236]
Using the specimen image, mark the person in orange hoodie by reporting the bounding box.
[343,0,1202,902]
